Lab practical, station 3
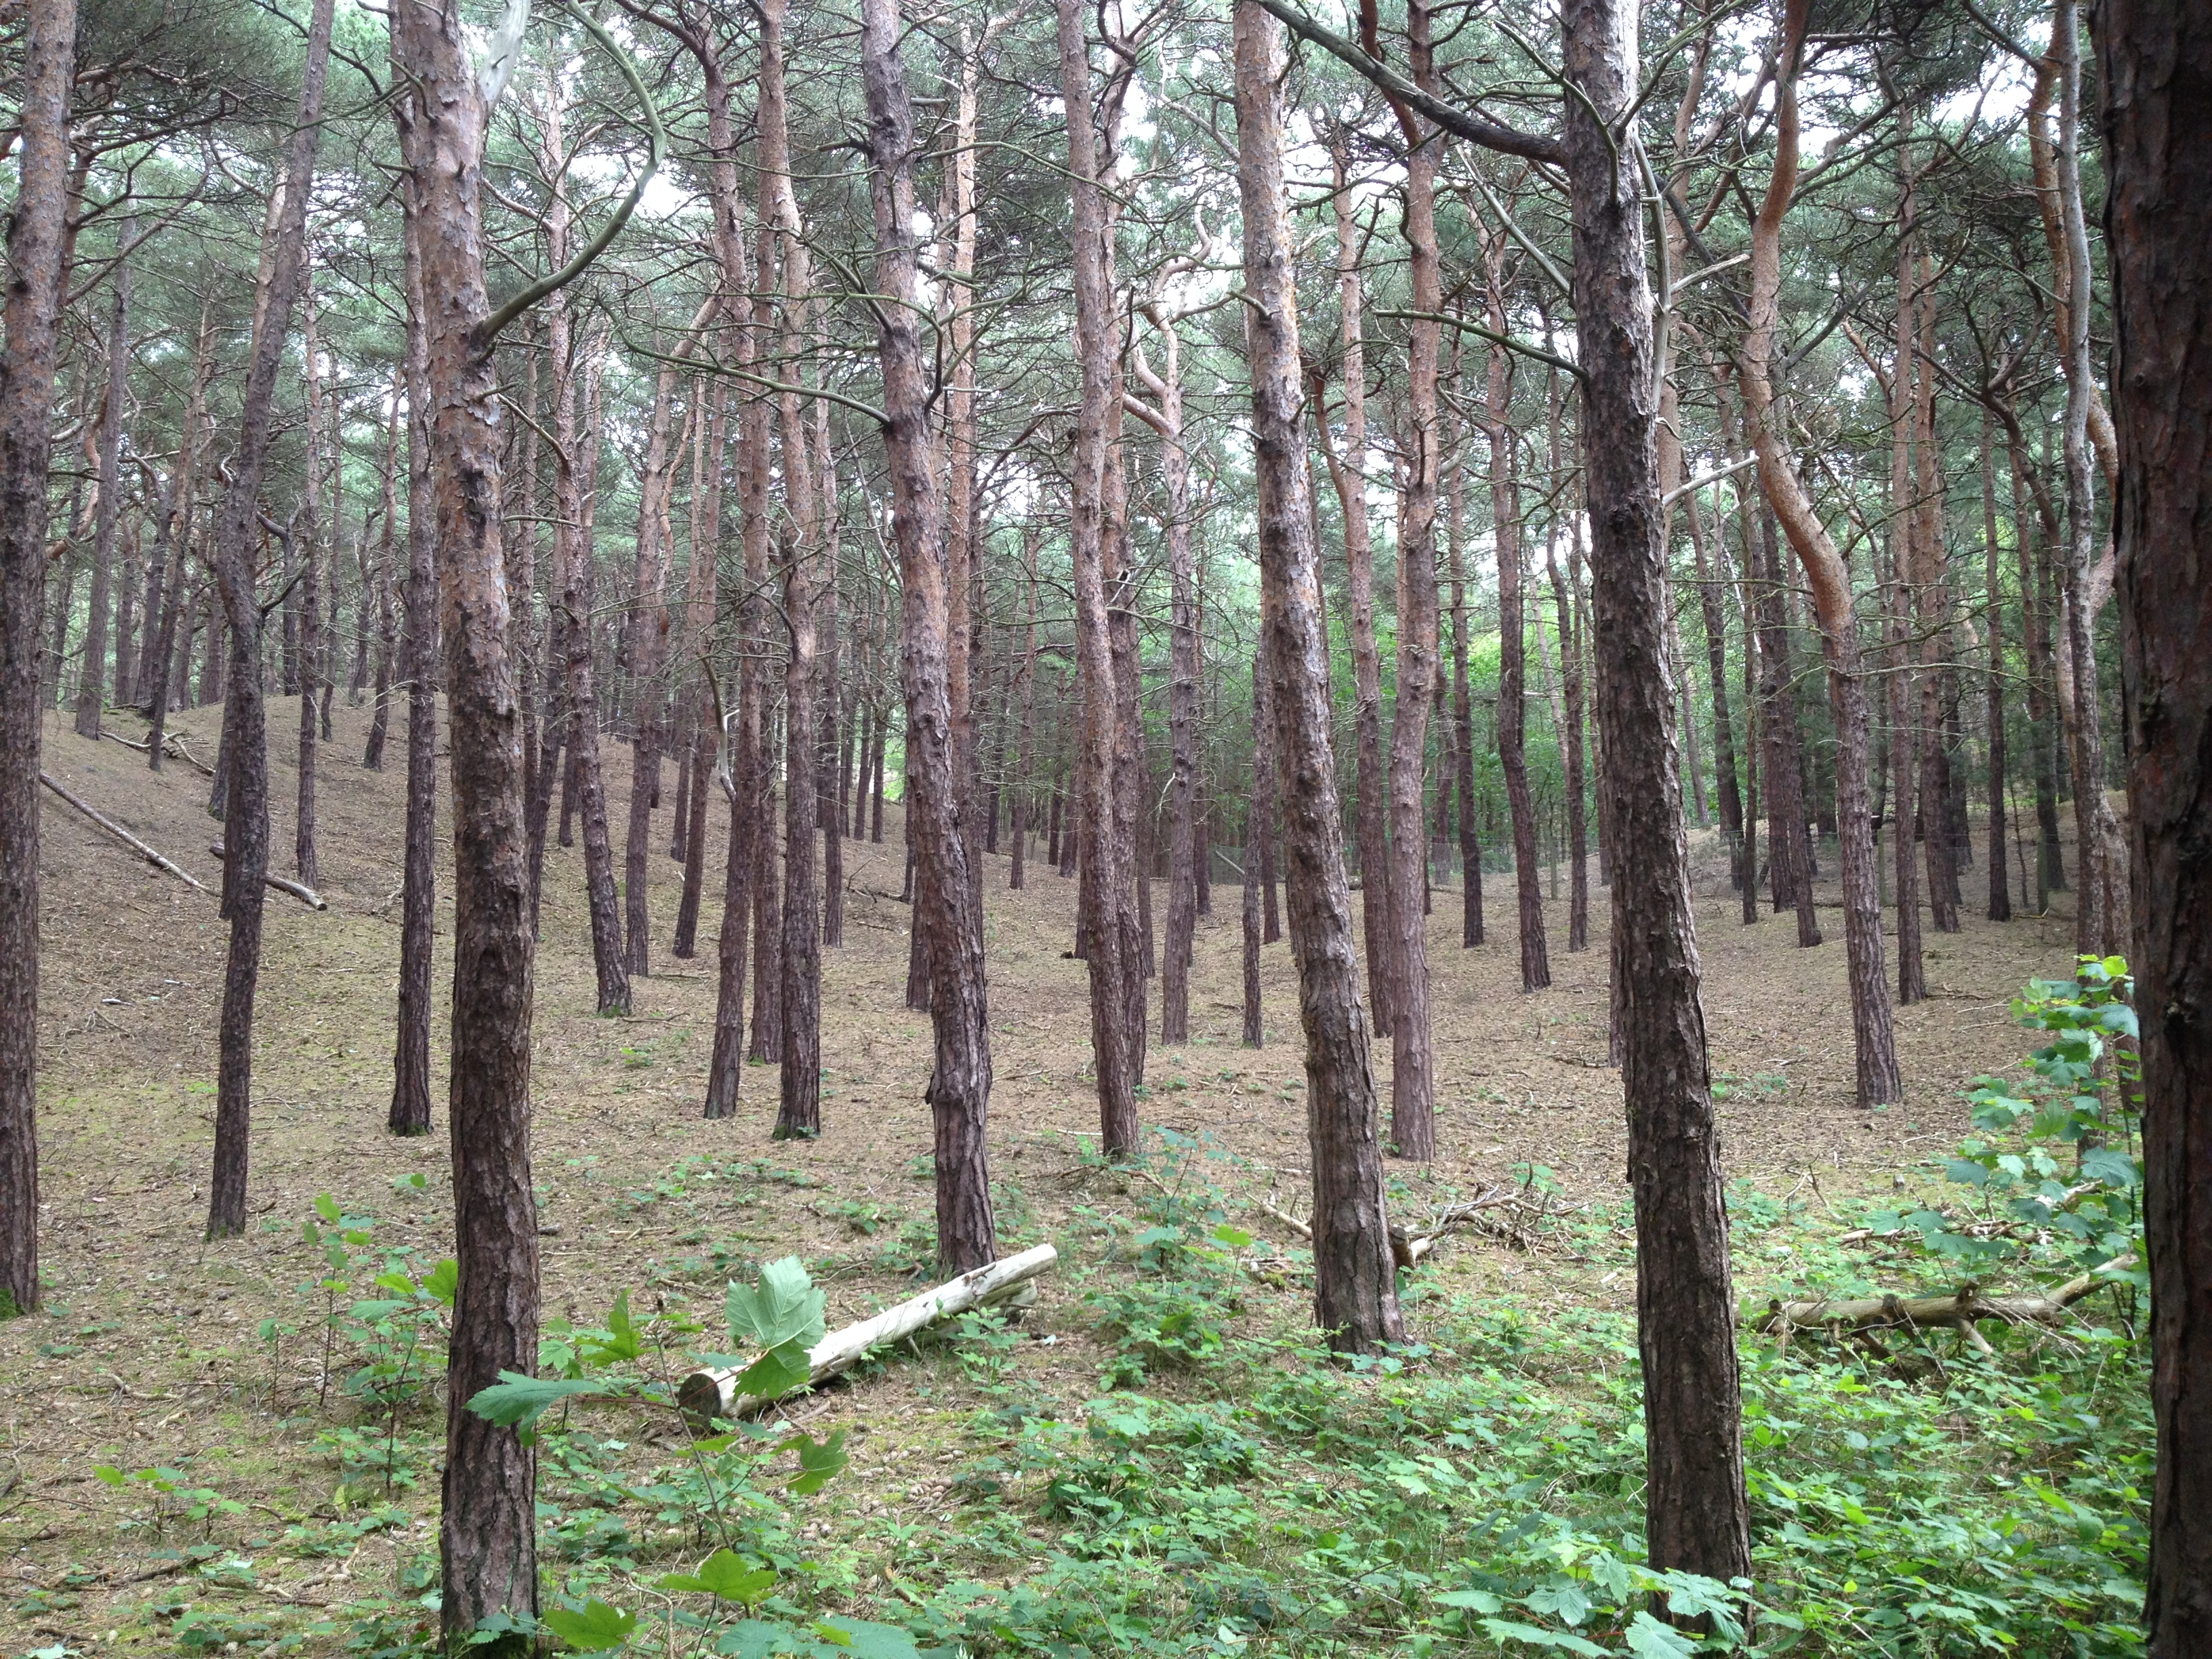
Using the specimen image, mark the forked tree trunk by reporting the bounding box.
[1559,0,1750,1591]
[1057,0,1142,1158]
[207,0,334,1240]
[2103,7,2212,1644]
[391,1,544,1644]
[0,0,76,1317]
[392,202,439,1138]
[862,0,996,1273]
[1738,0,1901,1107]
[1234,0,1401,1354]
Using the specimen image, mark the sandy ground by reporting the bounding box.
[0,697,2088,1647]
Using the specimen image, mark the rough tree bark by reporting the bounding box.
[862,0,997,1273]
[73,234,127,741]
[563,351,631,1015]
[621,361,682,979]
[1559,0,1751,1591]
[1980,405,2010,922]
[206,0,334,1239]
[2102,6,2212,1648]
[1234,0,1403,1353]
[0,0,76,1316]
[390,0,546,1643]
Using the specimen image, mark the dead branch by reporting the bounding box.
[1752,1254,2133,1343]
[208,841,328,910]
[39,773,208,893]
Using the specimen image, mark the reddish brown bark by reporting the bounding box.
[1057,0,1143,1158]
[391,0,545,1637]
[1234,0,1401,1353]
[622,363,682,979]
[391,203,438,1139]
[862,0,996,1272]
[73,241,127,741]
[0,0,75,1317]
[565,350,630,1015]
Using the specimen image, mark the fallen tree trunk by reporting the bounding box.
[209,840,327,910]
[40,773,209,893]
[678,1242,1057,1429]
[1752,1254,2132,1349]
[99,728,216,776]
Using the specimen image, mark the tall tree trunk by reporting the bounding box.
[1448,425,1484,948]
[1243,649,1271,1049]
[1561,0,1749,1590]
[73,239,128,741]
[295,289,323,887]
[0,0,76,1317]
[391,191,441,1137]
[1738,0,1901,1106]
[1057,0,1142,1158]
[364,382,400,771]
[1980,405,2011,921]
[1321,131,1393,1037]
[1381,3,1443,1155]
[207,0,334,1240]
[813,361,844,949]
[1136,309,1201,1043]
[1488,277,1551,992]
[2102,7,2212,1644]
[622,363,681,979]
[1234,0,1401,1353]
[390,2,542,1643]
[565,351,630,1015]
[862,0,996,1273]
[2054,0,2124,958]
[1549,530,1591,951]
[1010,549,1038,891]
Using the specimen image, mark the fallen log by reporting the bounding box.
[39,773,208,893]
[678,1242,1057,1430]
[98,728,215,775]
[208,841,328,910]
[1752,1254,2133,1349]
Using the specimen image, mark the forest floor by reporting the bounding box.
[1,699,2126,1658]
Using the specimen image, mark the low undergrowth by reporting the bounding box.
[32,971,2152,1658]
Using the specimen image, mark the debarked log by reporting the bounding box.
[678,1243,1058,1430]
[1750,1254,2133,1351]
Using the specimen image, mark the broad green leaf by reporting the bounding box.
[424,1258,459,1307]
[1524,1582,1592,1626]
[726,1257,826,1353]
[93,1465,125,1487]
[313,1193,341,1225]
[541,1597,638,1652]
[1477,1618,1606,1656]
[1434,1589,1503,1615]
[813,1619,920,1659]
[464,1372,618,1428]
[784,1427,850,1494]
[2080,1148,2142,1189]
[1623,1612,1699,1658]
[730,1339,814,1402]
[658,1548,778,1605]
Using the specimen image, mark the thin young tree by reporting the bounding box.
[2104,4,2212,1646]
[206,0,335,1239]
[1234,0,1402,1353]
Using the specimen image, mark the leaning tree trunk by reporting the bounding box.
[2103,5,2212,1648]
[1738,0,1901,1107]
[862,0,996,1275]
[0,0,76,1317]
[392,2,548,1647]
[206,0,335,1240]
[1561,0,1750,1591]
[1234,0,1402,1354]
